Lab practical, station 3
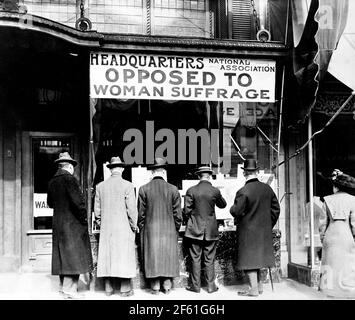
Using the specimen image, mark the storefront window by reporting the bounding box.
[21,0,288,42]
[287,90,355,269]
[23,0,77,26]
[90,51,278,230]
[90,99,278,226]
[288,126,310,267]
[312,98,355,264]
[88,0,145,34]
[223,101,278,176]
[32,138,72,230]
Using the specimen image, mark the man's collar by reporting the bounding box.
[199,179,212,185]
[55,168,72,176]
[151,172,166,181]
[245,178,258,184]
[152,176,165,181]
[62,167,73,175]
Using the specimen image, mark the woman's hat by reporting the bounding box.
[318,169,355,189]
[54,152,77,167]
[106,156,126,169]
[147,157,168,170]
[241,159,259,171]
[195,166,213,175]
[331,169,355,189]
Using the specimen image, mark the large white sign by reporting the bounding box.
[90,52,276,102]
[33,193,53,217]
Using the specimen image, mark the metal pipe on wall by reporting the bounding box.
[308,114,315,268]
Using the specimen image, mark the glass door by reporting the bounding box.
[32,137,73,230]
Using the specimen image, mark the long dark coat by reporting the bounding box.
[138,177,182,278]
[230,178,280,270]
[47,169,93,275]
[184,180,227,241]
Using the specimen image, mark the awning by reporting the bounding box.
[289,0,354,125]
[327,1,355,91]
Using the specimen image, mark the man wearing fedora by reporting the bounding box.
[94,156,138,297]
[137,158,182,294]
[184,166,227,293]
[47,152,93,299]
[230,159,280,297]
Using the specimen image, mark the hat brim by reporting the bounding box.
[241,166,259,171]
[147,164,168,170]
[333,178,355,189]
[195,169,213,175]
[55,159,77,167]
[106,163,127,169]
[317,172,355,189]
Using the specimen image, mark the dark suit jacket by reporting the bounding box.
[184,180,227,241]
[229,178,280,269]
[138,176,182,278]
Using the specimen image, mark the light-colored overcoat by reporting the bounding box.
[94,172,138,278]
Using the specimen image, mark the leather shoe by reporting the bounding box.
[120,290,134,297]
[238,290,259,297]
[150,289,160,295]
[207,286,219,294]
[258,284,263,294]
[163,288,171,295]
[62,291,84,299]
[105,290,114,297]
[186,286,200,293]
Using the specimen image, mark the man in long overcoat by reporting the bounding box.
[94,156,138,297]
[230,159,280,297]
[47,152,93,299]
[184,166,227,293]
[138,158,182,295]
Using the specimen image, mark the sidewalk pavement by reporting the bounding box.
[0,273,331,300]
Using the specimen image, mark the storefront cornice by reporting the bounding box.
[100,35,288,58]
[0,12,289,58]
[0,12,102,47]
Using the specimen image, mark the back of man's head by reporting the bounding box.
[243,169,258,179]
[152,168,166,175]
[58,162,74,174]
[111,166,124,174]
[198,172,211,180]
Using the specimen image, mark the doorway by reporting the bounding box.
[21,132,78,272]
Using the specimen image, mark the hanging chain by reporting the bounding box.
[250,0,260,33]
[146,0,151,35]
[80,0,85,18]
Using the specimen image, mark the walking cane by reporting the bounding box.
[269,267,274,292]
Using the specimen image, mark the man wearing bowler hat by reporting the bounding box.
[184,166,227,293]
[230,159,280,297]
[94,156,138,297]
[137,158,182,295]
[47,152,93,299]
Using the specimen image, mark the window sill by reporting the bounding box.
[27,229,52,235]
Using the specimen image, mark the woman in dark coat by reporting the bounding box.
[137,158,182,295]
[230,159,280,296]
[47,152,93,298]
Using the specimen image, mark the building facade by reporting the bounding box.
[0,0,295,286]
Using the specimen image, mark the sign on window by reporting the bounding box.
[33,193,53,217]
[90,52,276,102]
